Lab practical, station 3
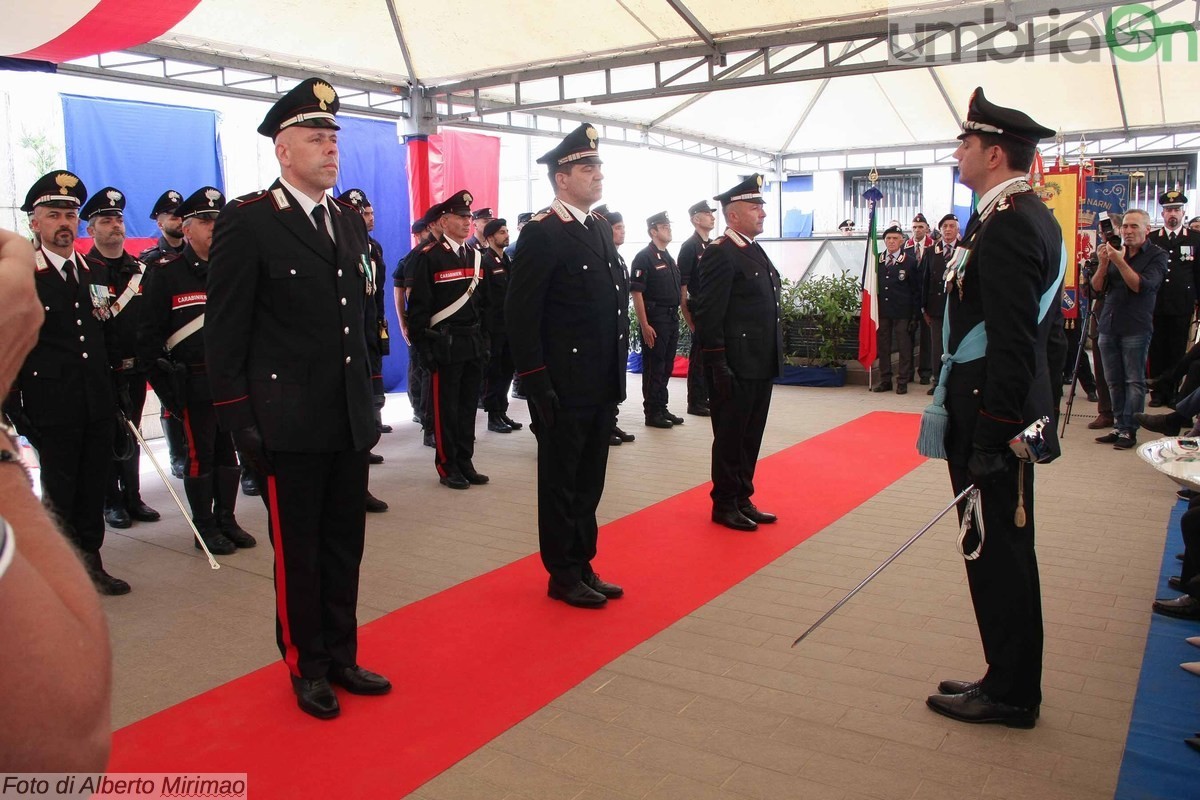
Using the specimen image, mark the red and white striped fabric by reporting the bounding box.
[2,2,199,63]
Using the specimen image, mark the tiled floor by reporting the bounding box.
[103,379,1172,799]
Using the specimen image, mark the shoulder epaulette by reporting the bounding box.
[711,236,726,245]
[233,190,269,206]
[419,240,438,253]
[154,252,183,267]
[529,207,553,223]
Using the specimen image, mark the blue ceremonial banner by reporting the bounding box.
[1082,175,1129,230]
[334,116,411,392]
[62,95,222,239]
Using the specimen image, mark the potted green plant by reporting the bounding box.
[778,271,861,386]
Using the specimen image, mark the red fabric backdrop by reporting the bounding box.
[407,131,501,224]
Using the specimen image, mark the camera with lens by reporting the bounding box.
[1098,213,1123,249]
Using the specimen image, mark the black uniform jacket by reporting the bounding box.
[407,235,490,364]
[205,181,378,454]
[9,248,116,427]
[692,228,784,381]
[677,231,710,300]
[923,240,955,316]
[506,198,629,408]
[1148,226,1200,316]
[945,189,1063,465]
[138,235,184,267]
[629,243,681,309]
[481,245,510,336]
[86,248,149,373]
[138,245,210,367]
[877,250,919,319]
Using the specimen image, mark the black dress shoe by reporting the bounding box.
[462,468,490,485]
[548,579,607,608]
[328,665,391,695]
[423,431,435,448]
[1135,411,1184,436]
[196,529,237,556]
[487,412,513,433]
[665,411,684,425]
[919,376,931,385]
[90,568,132,596]
[365,491,389,513]
[170,461,185,479]
[241,474,260,497]
[896,385,908,395]
[501,414,523,430]
[1095,431,1119,444]
[584,573,624,598]
[440,474,470,490]
[871,382,893,393]
[104,506,132,529]
[378,423,393,434]
[609,433,623,446]
[712,508,757,531]
[926,687,1037,728]
[936,678,979,695]
[614,426,635,442]
[645,415,673,429]
[1154,594,1200,619]
[291,676,339,719]
[128,501,160,522]
[687,405,710,416]
[739,504,777,524]
[368,451,385,465]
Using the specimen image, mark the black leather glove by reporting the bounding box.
[232,425,274,476]
[530,389,560,431]
[707,357,735,404]
[151,358,183,416]
[116,380,134,417]
[967,445,1011,489]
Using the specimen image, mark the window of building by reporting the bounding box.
[845,170,923,232]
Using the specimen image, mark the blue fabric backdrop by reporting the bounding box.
[334,116,411,392]
[62,95,222,238]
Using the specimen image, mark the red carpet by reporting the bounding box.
[110,411,923,797]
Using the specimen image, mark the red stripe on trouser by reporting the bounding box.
[431,370,447,477]
[181,407,200,478]
[266,475,300,677]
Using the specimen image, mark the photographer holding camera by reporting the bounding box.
[1090,209,1168,449]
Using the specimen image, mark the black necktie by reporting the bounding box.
[1170,231,1176,243]
[311,204,334,252]
[62,258,78,292]
[458,245,467,264]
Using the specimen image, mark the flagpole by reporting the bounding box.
[858,172,883,388]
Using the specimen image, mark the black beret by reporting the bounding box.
[471,207,493,220]
[517,212,533,225]
[22,170,86,212]
[537,123,601,169]
[177,187,226,219]
[337,188,371,209]
[258,77,341,138]
[411,218,428,234]
[882,225,905,237]
[938,213,959,227]
[688,200,715,216]
[149,189,184,219]
[483,218,507,238]
[437,190,473,217]
[958,87,1055,145]
[646,211,670,227]
[912,213,927,224]
[80,186,127,220]
[714,174,765,206]
[1161,190,1188,208]
[838,219,855,230]
[594,204,622,225]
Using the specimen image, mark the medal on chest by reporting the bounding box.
[944,245,972,301]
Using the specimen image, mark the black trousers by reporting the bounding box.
[642,307,680,416]
[407,344,431,429]
[161,406,187,467]
[876,317,913,386]
[180,389,237,477]
[531,402,614,586]
[705,371,772,511]
[917,317,933,380]
[262,449,369,679]
[1149,313,1192,400]
[481,332,515,413]
[927,316,946,386]
[107,374,147,509]
[949,461,1044,708]
[687,333,708,410]
[431,358,482,478]
[38,420,113,554]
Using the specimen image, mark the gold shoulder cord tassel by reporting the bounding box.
[1014,461,1027,527]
